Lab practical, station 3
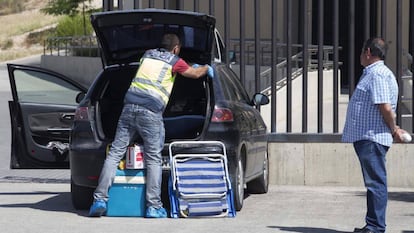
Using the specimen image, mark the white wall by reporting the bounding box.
[268,142,414,188]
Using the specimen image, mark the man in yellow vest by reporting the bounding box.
[89,33,213,218]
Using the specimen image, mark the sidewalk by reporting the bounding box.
[0,173,413,233]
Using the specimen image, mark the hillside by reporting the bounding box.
[0,0,100,62]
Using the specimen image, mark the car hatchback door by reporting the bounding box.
[8,64,86,168]
[90,9,216,66]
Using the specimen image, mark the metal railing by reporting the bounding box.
[229,39,339,69]
[44,36,100,57]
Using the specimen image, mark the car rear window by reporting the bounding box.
[101,24,210,59]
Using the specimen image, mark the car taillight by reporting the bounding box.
[74,106,89,121]
[211,107,234,122]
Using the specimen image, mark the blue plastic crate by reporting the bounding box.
[107,169,146,217]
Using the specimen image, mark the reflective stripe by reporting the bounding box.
[133,77,170,98]
[130,82,167,105]
[132,60,174,104]
[133,83,169,105]
[129,49,178,106]
[158,63,169,83]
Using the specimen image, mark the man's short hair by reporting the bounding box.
[161,34,181,51]
[363,37,388,60]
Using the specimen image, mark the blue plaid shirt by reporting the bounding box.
[342,61,398,147]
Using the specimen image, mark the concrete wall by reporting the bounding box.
[268,142,414,188]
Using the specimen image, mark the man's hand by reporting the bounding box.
[183,63,208,79]
[393,128,412,143]
[191,64,214,78]
[207,65,214,78]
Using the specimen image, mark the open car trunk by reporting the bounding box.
[90,9,216,143]
[163,75,210,141]
[95,65,210,143]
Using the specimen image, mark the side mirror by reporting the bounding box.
[253,93,270,106]
[76,92,86,104]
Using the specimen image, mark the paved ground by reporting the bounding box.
[0,176,413,233]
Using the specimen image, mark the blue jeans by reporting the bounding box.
[353,140,389,233]
[93,104,165,209]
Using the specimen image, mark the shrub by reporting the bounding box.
[25,28,55,47]
[55,13,93,37]
[0,39,13,49]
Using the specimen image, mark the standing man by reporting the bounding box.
[342,37,405,233]
[89,33,214,218]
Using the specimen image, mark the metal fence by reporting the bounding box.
[44,36,100,57]
[72,0,414,136]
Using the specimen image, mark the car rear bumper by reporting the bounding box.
[69,146,106,188]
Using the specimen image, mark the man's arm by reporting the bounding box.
[180,65,209,79]
[378,103,403,142]
[173,59,209,79]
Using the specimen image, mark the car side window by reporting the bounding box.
[218,67,250,104]
[13,69,81,105]
[213,30,226,63]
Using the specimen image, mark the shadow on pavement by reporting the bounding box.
[267,226,350,233]
[388,191,414,203]
[0,191,87,216]
[0,176,70,184]
[352,191,414,203]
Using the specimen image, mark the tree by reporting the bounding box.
[42,0,90,16]
[42,0,93,36]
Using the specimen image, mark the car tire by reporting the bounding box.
[71,179,94,210]
[247,151,269,194]
[230,156,245,211]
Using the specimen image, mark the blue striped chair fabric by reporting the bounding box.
[172,156,230,217]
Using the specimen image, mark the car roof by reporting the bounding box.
[91,9,216,66]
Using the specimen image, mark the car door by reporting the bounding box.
[217,66,258,176]
[222,66,269,176]
[8,64,86,168]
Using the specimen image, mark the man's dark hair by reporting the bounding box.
[161,34,181,51]
[363,37,388,60]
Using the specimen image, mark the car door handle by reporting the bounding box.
[61,113,75,121]
[47,128,71,136]
[47,128,71,132]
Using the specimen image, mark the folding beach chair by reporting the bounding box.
[168,141,236,218]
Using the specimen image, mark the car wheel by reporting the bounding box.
[247,150,269,194]
[231,156,245,211]
[71,179,94,210]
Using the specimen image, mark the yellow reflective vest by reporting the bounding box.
[124,49,179,112]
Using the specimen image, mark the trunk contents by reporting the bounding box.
[163,75,208,141]
[99,69,208,141]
